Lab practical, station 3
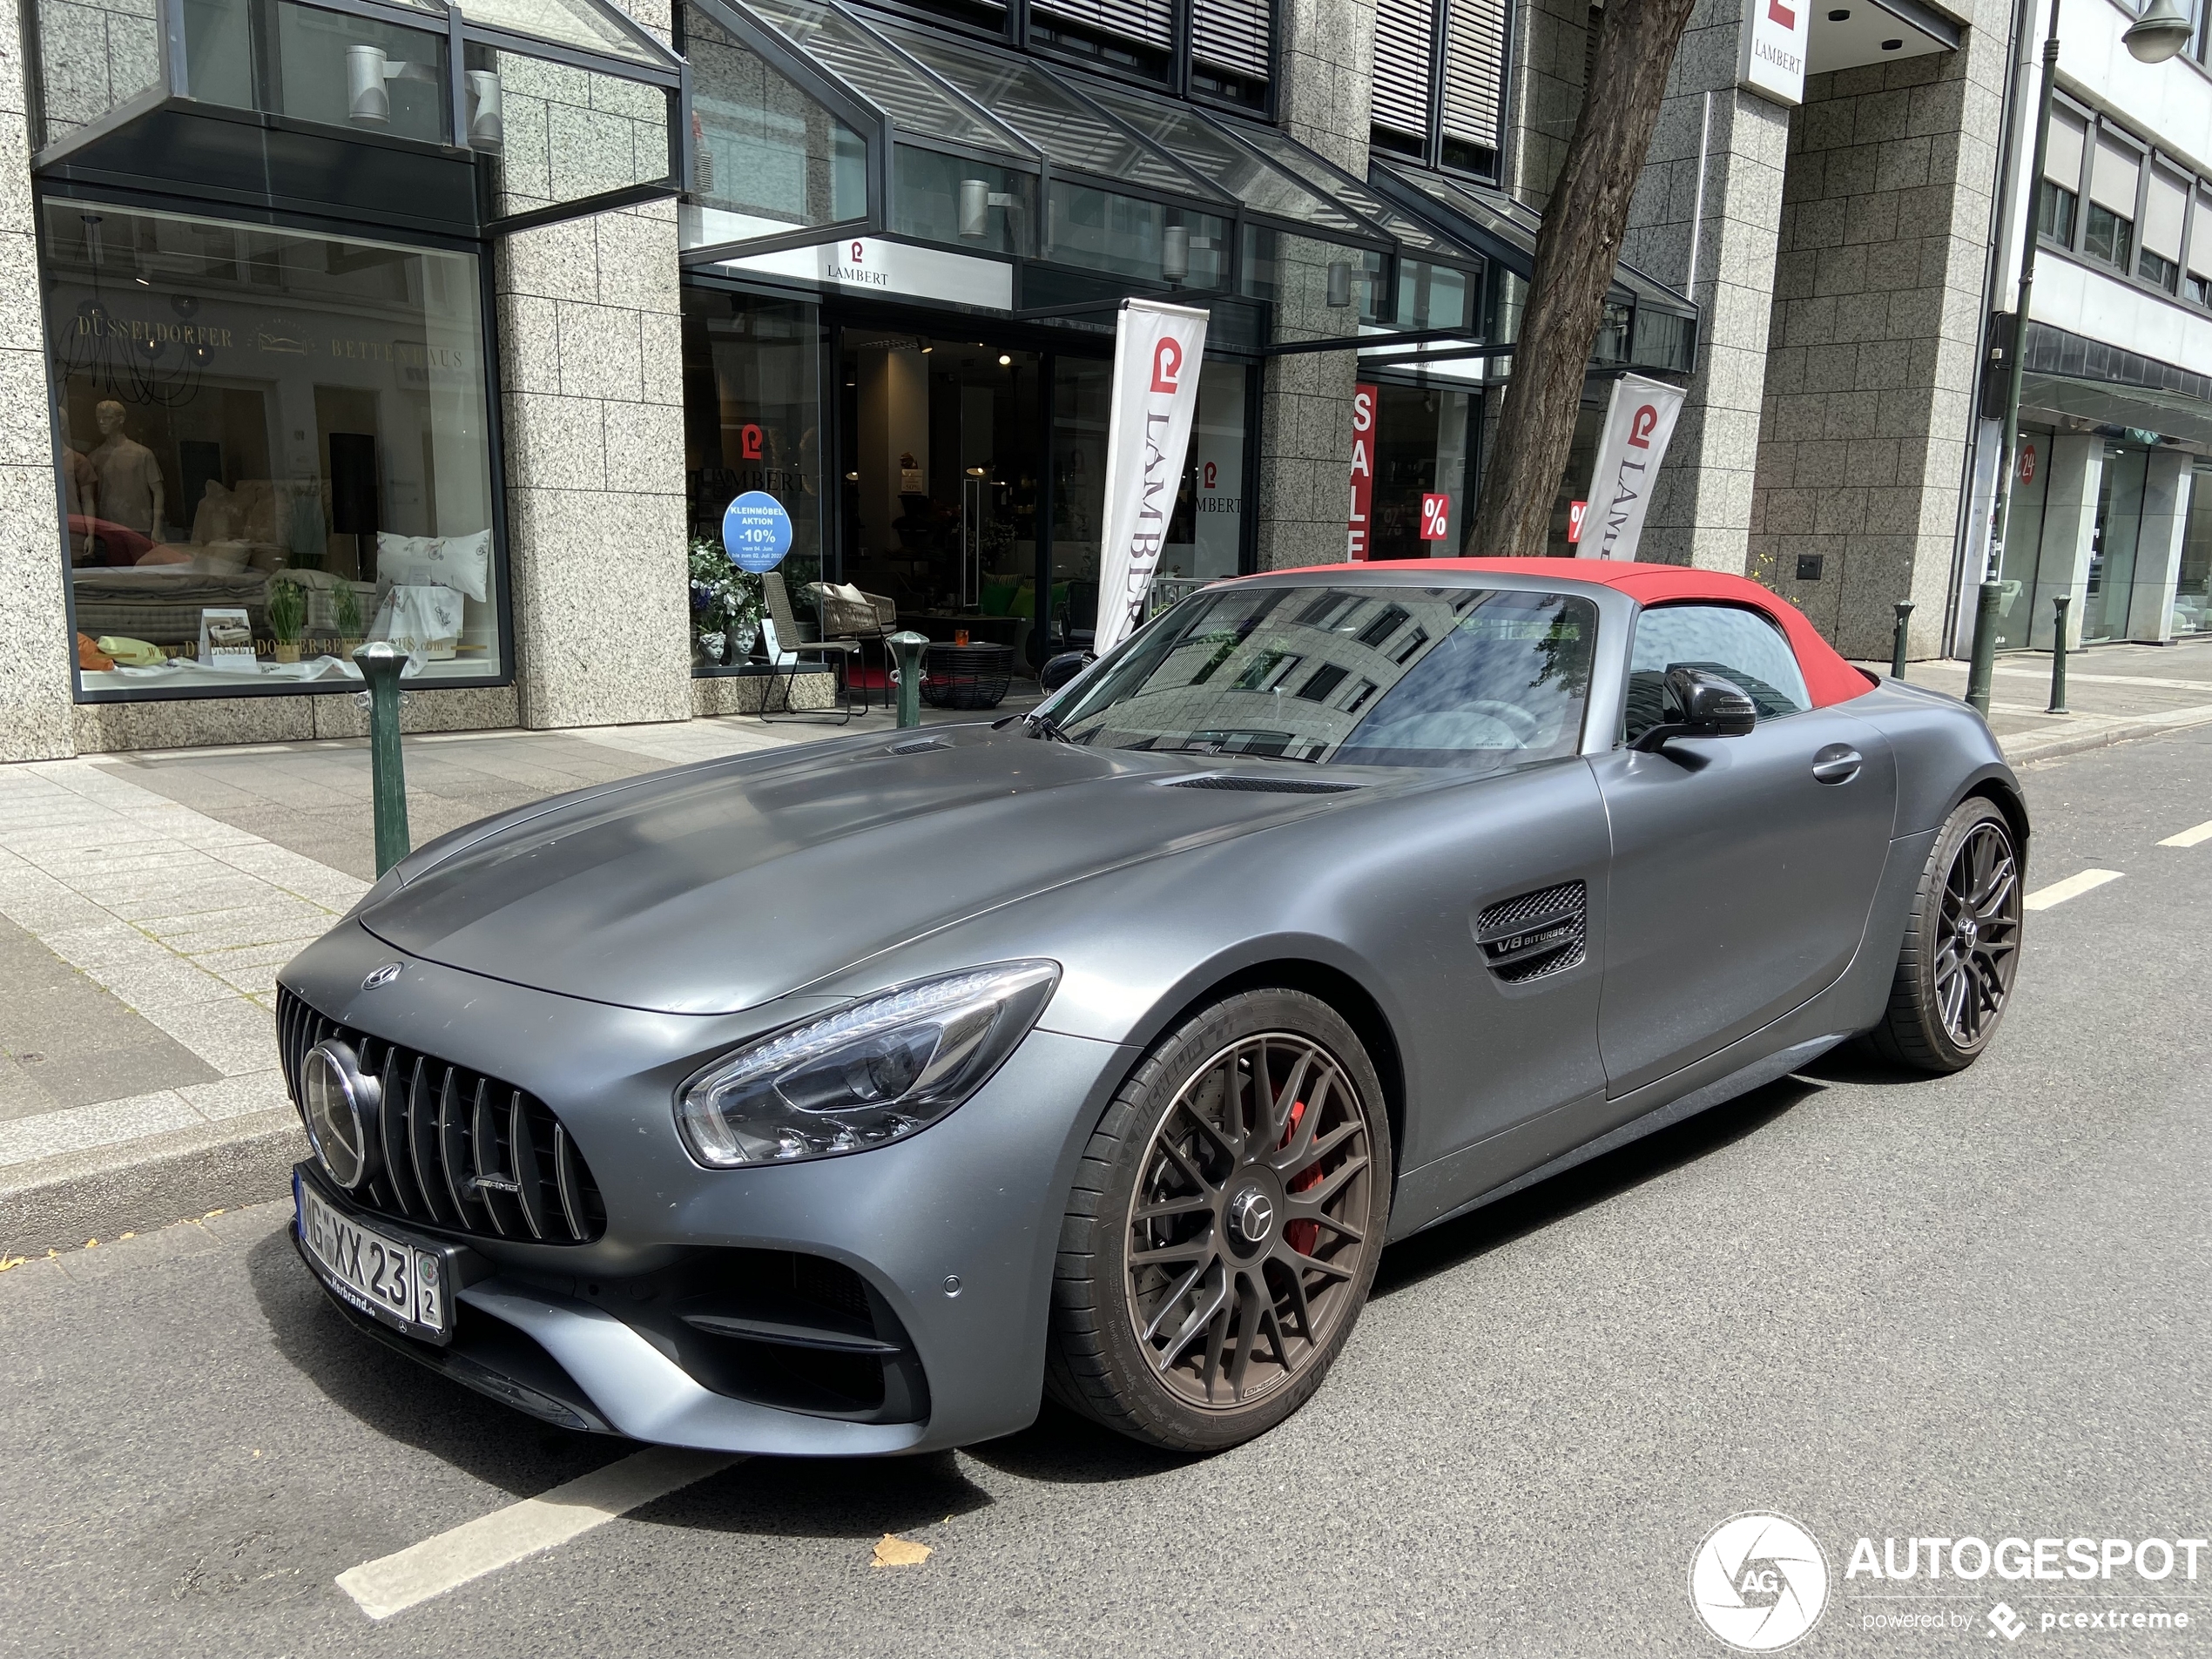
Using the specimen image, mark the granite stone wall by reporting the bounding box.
[1506,0,1591,207]
[0,0,79,763]
[1620,5,1792,573]
[1748,24,2010,658]
[1254,0,1375,570]
[496,0,692,730]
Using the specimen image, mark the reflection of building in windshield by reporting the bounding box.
[1068,585,1595,767]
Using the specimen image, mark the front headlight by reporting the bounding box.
[674,961,1061,1168]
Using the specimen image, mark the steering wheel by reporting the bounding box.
[1459,699,1544,744]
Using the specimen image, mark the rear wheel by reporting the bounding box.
[1045,990,1392,1452]
[1868,797,2022,1072]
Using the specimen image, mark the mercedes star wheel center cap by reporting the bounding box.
[1230,1188,1275,1245]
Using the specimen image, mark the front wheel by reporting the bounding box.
[1867,797,2023,1072]
[1045,990,1392,1452]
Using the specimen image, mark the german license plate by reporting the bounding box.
[294,1171,454,1345]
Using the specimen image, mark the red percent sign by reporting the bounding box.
[1420,493,1450,542]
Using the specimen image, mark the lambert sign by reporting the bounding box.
[1738,0,1810,105]
[1094,299,1211,654]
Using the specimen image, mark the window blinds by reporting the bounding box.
[1191,0,1271,81]
[1440,0,1507,152]
[2142,165,2187,261]
[1032,0,1170,49]
[2043,105,2087,188]
[2190,191,2212,280]
[2088,131,2141,216]
[1372,0,1436,138]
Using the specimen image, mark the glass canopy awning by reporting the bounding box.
[27,0,687,235]
[682,0,1496,341]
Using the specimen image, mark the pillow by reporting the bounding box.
[377,529,489,603]
[979,581,1018,617]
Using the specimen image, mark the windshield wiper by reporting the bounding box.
[1025,709,1075,743]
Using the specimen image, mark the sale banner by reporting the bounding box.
[1093,299,1211,654]
[1420,492,1449,543]
[1346,383,1377,559]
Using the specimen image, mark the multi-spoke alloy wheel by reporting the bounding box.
[1047,990,1392,1450]
[1871,797,2023,1072]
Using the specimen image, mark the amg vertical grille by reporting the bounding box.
[277,986,607,1244]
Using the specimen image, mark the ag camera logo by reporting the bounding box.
[1690,1513,1831,1651]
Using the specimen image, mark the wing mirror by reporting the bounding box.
[1631,666,1758,752]
[1039,650,1093,694]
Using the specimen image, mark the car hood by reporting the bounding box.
[359,729,1385,1015]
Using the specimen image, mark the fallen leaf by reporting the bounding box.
[84,1238,98,1249]
[0,1256,27,1274]
[872,1534,933,1568]
[120,1231,135,1240]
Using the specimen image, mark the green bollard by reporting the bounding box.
[1891,601,1914,680]
[354,642,411,875]
[2047,593,2072,715]
[1964,579,2001,717]
[886,631,928,730]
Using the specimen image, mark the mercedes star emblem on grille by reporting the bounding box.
[361,962,403,990]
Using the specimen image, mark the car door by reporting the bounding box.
[1590,602,1896,1096]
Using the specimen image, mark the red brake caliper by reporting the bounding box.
[1279,1096,1321,1255]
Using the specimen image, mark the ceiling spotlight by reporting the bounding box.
[1826,7,1848,16]
[998,354,1012,366]
[1880,37,1902,47]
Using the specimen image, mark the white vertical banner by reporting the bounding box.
[1578,373,1686,561]
[1093,299,1211,654]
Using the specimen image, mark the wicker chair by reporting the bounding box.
[759,571,860,723]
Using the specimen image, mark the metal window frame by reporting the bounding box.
[33,176,518,705]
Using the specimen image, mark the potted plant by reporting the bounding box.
[334,582,365,658]
[266,579,306,664]
[689,540,763,664]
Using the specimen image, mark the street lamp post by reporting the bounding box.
[1968,0,2190,713]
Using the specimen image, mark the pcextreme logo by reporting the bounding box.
[1690,1513,1831,1651]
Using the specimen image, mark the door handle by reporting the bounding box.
[1811,745,1862,785]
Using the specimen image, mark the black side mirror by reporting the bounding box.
[1039,650,1092,694]
[1631,666,1758,752]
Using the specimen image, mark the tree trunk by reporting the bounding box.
[1466,0,1703,558]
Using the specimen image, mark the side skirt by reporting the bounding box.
[1393,1034,1847,1240]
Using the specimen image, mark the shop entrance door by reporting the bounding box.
[839,328,1048,677]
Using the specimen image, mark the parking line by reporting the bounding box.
[2158,819,2212,848]
[336,1447,738,1620]
[2023,869,2125,911]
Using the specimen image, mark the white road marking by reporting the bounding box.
[337,1447,738,1620]
[2158,819,2212,848]
[2023,869,2125,911]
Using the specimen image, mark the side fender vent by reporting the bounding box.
[1474,880,1588,983]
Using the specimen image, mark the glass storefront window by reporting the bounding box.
[2086,442,2148,644]
[1991,428,2053,651]
[2178,467,2212,637]
[44,201,502,694]
[30,0,165,149]
[1162,362,1246,579]
[682,4,868,249]
[1367,382,1471,559]
[682,288,826,666]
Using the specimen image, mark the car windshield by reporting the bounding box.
[1047,584,1597,771]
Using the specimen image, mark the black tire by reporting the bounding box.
[1045,989,1393,1452]
[1867,797,2023,1073]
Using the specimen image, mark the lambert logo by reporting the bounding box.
[1689,1514,1830,1651]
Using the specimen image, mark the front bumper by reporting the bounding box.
[280,921,1135,1454]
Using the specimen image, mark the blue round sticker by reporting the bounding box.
[721,490,793,572]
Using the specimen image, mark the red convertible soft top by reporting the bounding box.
[1271,557,1878,709]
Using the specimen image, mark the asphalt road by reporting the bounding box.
[4,726,2209,1659]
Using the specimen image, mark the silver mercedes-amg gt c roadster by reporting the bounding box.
[278,559,2027,1453]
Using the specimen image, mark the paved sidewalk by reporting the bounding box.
[3,644,2205,1258]
[1868,635,2212,764]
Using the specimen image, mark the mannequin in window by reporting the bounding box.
[89,400,165,542]
[57,408,98,563]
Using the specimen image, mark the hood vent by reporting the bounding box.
[886,736,952,755]
[1164,774,1361,794]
